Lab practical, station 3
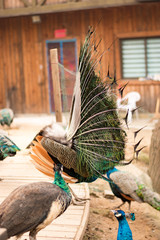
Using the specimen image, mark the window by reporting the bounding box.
[121,38,160,79]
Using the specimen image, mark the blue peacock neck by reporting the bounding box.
[53,171,71,195]
[106,167,119,178]
[117,217,133,240]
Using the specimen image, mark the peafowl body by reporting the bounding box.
[0,134,20,160]
[30,27,126,185]
[107,167,160,211]
[0,164,72,240]
[113,210,135,240]
[0,108,14,127]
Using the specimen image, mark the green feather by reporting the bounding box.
[53,171,71,195]
[0,135,20,160]
[136,182,160,211]
[72,27,126,178]
[0,108,14,127]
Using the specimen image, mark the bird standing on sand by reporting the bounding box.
[107,167,160,211]
[0,164,72,240]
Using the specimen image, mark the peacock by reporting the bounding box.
[0,108,14,127]
[30,26,131,191]
[0,164,72,240]
[112,209,135,240]
[106,167,160,211]
[0,133,20,160]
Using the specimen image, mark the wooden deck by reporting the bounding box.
[0,151,90,240]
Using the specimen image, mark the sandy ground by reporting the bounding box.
[1,114,160,240]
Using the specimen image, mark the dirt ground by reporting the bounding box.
[1,114,160,240]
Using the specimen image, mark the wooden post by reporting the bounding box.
[50,49,62,122]
[0,0,4,9]
[155,98,160,118]
[0,228,8,240]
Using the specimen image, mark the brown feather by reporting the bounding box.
[120,193,135,202]
[30,141,78,183]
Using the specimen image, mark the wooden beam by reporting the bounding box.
[0,0,137,18]
[0,0,4,9]
[38,0,46,6]
[116,30,160,39]
[0,228,8,240]
[155,98,160,118]
[20,0,30,7]
[150,98,160,122]
[32,0,37,7]
[50,49,62,122]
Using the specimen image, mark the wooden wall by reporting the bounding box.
[0,2,160,113]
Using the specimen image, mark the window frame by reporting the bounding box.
[115,31,160,81]
[121,37,160,79]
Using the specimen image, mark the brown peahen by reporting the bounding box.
[30,27,128,187]
[0,164,72,240]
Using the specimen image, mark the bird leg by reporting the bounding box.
[29,237,36,240]
[29,230,37,240]
[113,201,125,210]
[68,185,90,205]
[15,234,23,239]
[128,201,132,212]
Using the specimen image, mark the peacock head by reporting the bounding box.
[111,210,135,221]
[53,163,63,174]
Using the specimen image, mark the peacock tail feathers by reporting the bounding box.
[0,134,20,160]
[136,181,160,211]
[69,27,126,178]
[31,136,98,183]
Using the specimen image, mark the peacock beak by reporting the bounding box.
[111,210,122,218]
[60,165,63,173]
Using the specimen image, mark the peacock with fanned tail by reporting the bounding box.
[30,26,128,187]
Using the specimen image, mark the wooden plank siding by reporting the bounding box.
[0,2,160,113]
